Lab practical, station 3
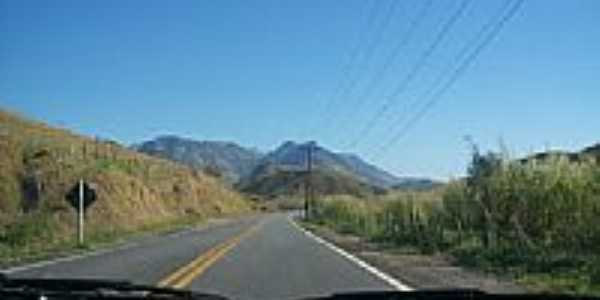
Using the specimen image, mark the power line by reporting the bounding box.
[373,0,523,160]
[361,0,510,157]
[347,0,471,149]
[321,0,400,138]
[346,0,472,150]
[308,0,381,137]
[323,0,401,138]
[329,0,433,142]
[371,0,524,161]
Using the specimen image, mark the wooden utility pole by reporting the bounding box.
[304,142,313,220]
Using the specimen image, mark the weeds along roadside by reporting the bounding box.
[309,151,600,295]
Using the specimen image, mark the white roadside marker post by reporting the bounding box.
[78,179,84,246]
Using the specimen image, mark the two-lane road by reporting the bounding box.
[6,213,396,300]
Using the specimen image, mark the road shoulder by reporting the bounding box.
[299,221,525,294]
[0,215,244,273]
[288,216,412,291]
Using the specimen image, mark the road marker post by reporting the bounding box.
[65,180,97,247]
[78,179,84,246]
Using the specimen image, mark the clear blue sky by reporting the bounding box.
[1,0,599,180]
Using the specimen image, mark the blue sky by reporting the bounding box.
[1,0,599,179]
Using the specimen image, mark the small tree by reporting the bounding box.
[465,142,503,249]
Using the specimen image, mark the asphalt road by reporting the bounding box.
[6,213,394,300]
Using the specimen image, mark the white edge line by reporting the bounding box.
[1,218,237,274]
[288,216,414,291]
[1,228,196,274]
[1,242,138,274]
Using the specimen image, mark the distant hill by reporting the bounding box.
[237,141,411,197]
[258,141,403,188]
[581,143,600,159]
[521,143,600,163]
[134,138,409,188]
[133,135,262,183]
[391,178,443,191]
[237,164,385,199]
[134,137,437,196]
[338,153,402,187]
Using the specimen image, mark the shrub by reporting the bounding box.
[310,145,600,294]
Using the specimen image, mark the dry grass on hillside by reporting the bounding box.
[0,110,250,261]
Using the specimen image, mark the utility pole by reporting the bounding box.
[304,142,313,221]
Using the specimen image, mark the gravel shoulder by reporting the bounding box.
[302,222,526,294]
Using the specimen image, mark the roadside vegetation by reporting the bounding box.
[0,110,251,266]
[309,145,600,295]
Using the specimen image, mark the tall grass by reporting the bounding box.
[311,149,600,294]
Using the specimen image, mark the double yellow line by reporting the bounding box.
[158,222,262,289]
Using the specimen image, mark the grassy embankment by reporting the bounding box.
[0,110,251,265]
[308,148,600,295]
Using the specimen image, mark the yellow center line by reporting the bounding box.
[157,242,228,287]
[157,221,263,289]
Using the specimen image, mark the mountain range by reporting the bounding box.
[133,135,262,183]
[258,141,402,187]
[134,136,439,196]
